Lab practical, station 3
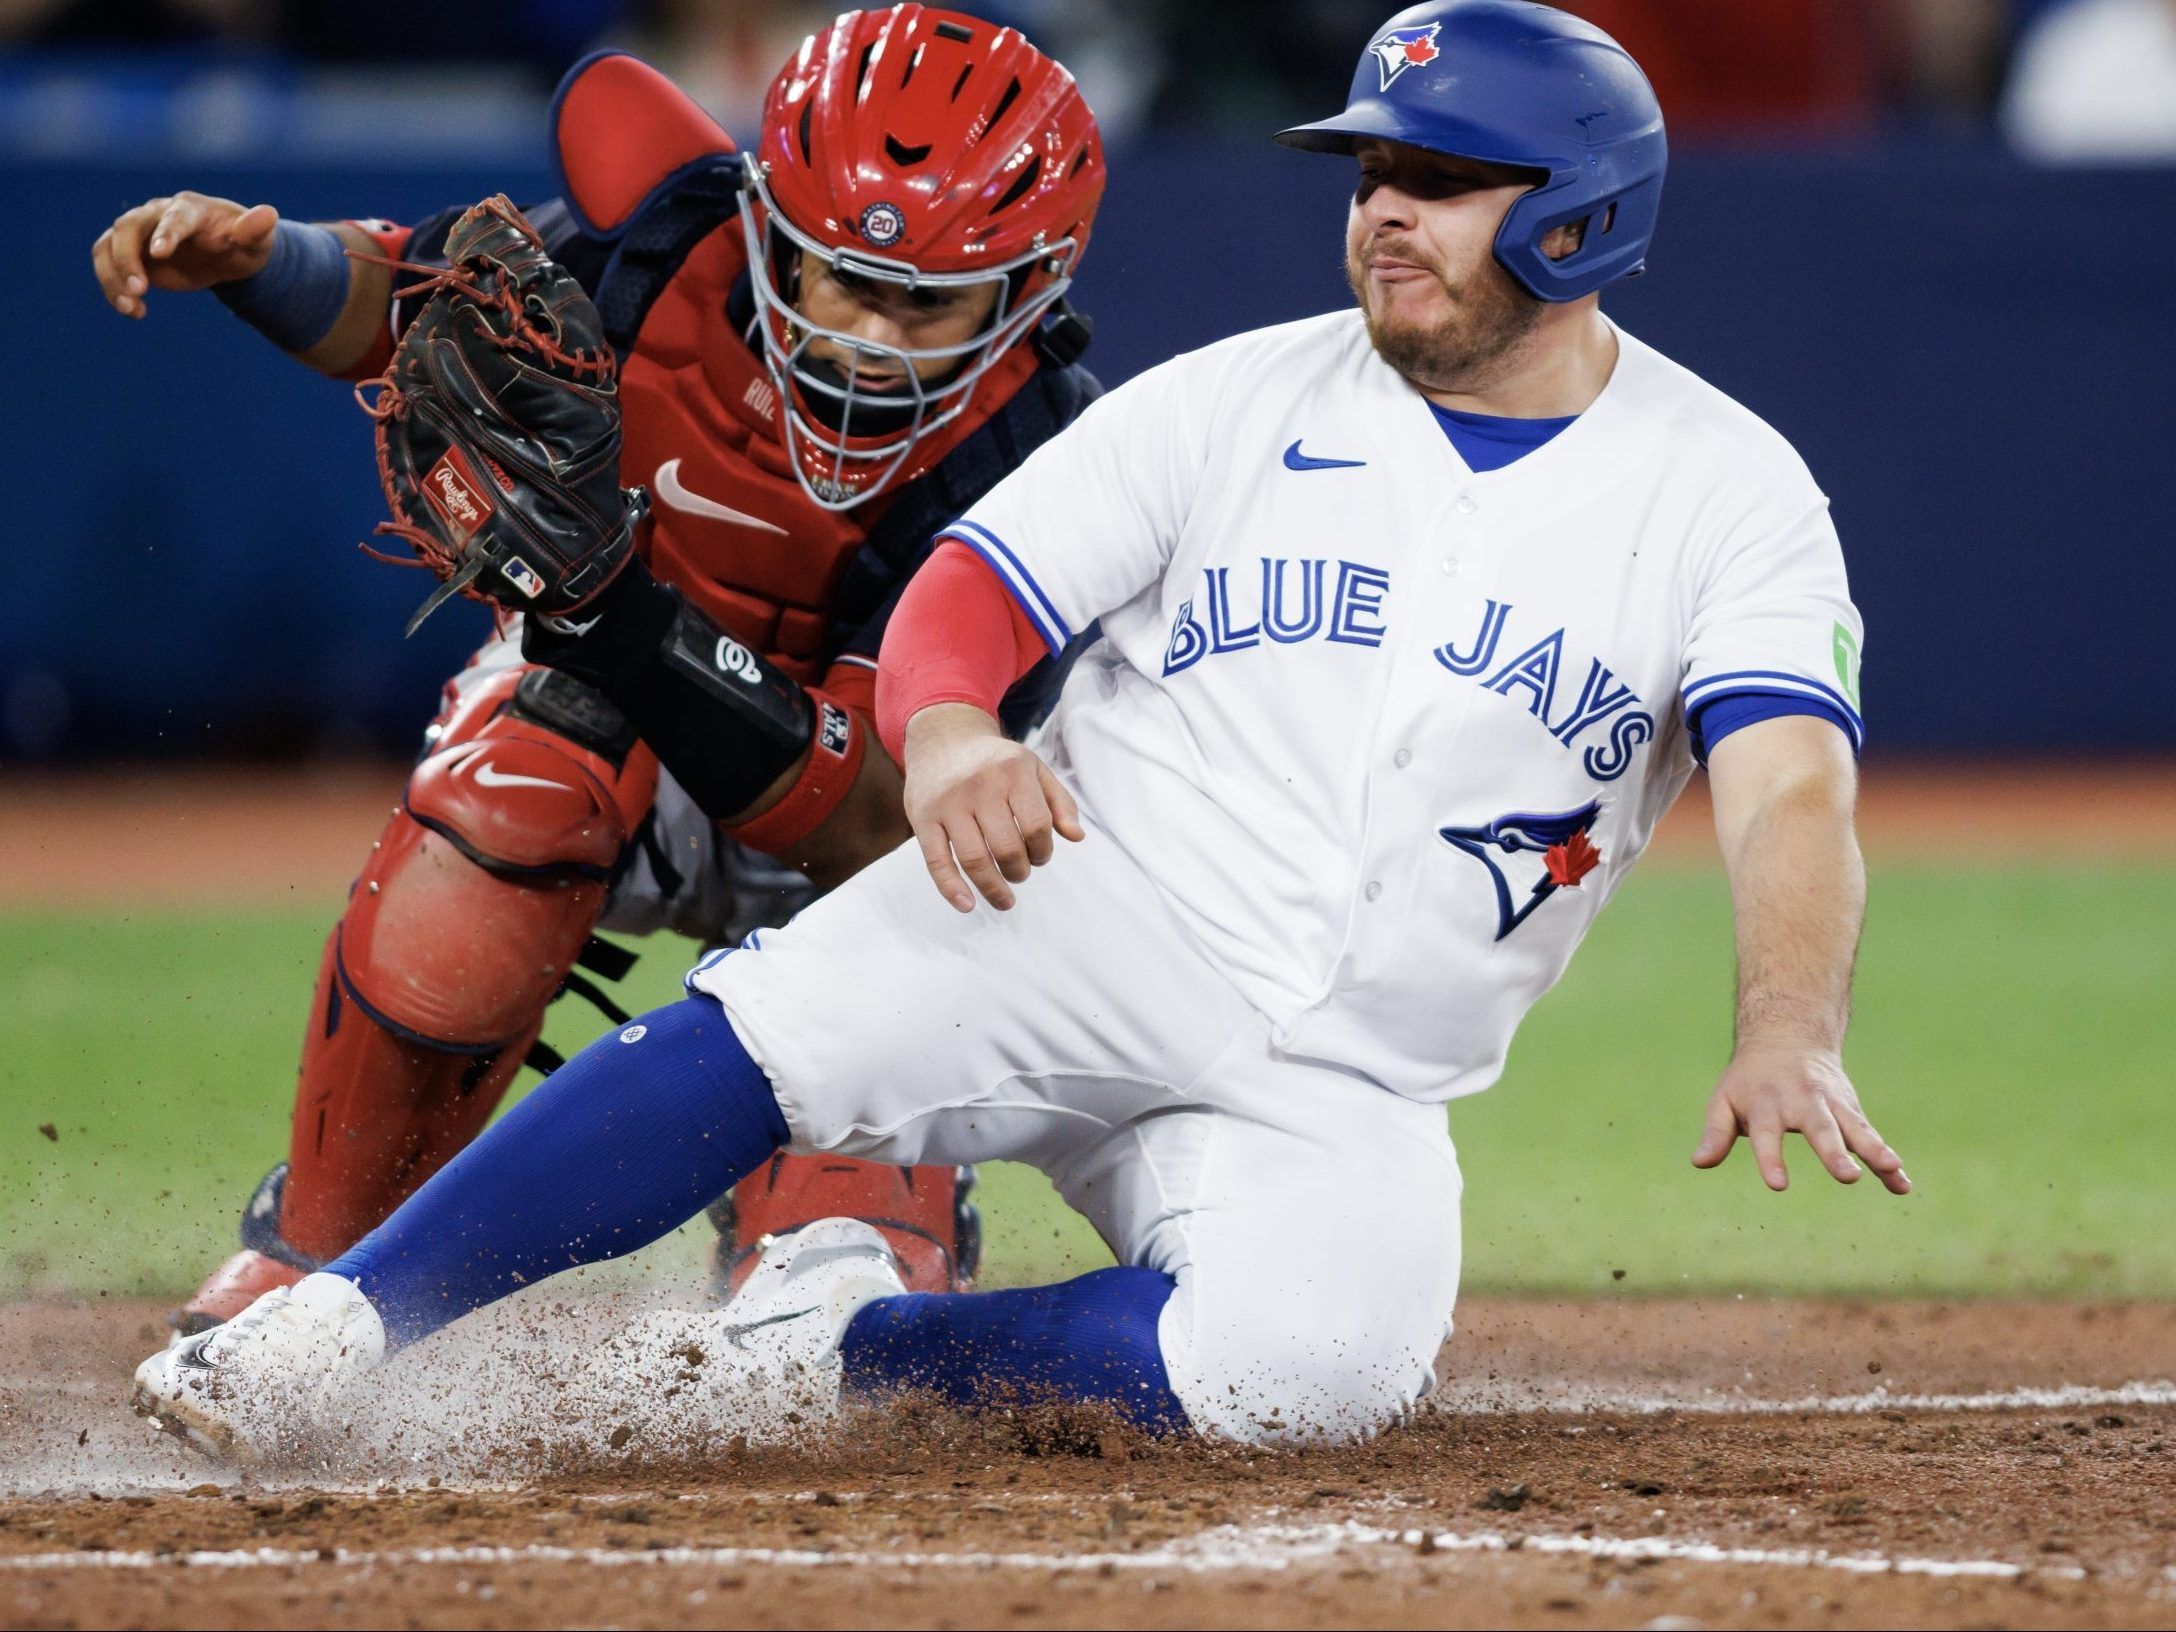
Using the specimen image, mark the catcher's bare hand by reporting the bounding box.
[903,703,1083,913]
[1692,1041,1910,1195]
[94,192,279,317]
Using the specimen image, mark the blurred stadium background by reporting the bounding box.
[4,0,2173,1305]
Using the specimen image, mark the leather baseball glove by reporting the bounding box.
[355,194,646,635]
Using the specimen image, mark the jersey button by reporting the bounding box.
[1393,748,1413,769]
[1364,881,1383,902]
[1440,556,1461,577]
[1454,494,1479,516]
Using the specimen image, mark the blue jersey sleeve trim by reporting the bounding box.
[1687,689,1861,762]
[682,944,734,991]
[1682,668,1864,749]
[682,923,772,992]
[941,521,1072,654]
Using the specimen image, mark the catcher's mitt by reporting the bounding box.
[355,195,647,635]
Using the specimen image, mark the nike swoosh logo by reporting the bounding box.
[715,1305,819,1351]
[654,459,789,535]
[173,1339,216,1373]
[1282,440,1367,472]
[473,763,567,793]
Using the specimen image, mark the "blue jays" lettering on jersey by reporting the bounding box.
[1163,557,1392,675]
[1432,598,1655,781]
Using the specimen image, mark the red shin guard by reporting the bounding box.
[276,665,657,1261]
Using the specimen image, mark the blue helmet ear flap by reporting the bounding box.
[1494,166,1666,303]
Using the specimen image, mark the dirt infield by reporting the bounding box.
[3,1297,2171,1629]
[3,760,2173,907]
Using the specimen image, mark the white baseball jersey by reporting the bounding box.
[942,309,1864,1103]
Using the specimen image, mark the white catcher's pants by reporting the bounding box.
[689,818,1463,1444]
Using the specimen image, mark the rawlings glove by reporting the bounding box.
[355,194,647,635]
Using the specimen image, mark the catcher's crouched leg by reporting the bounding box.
[282,666,658,1260]
[175,666,658,1330]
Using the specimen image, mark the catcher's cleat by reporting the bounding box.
[707,1157,980,1298]
[168,1163,322,1339]
[170,1251,307,1341]
[585,1218,904,1451]
[132,1273,384,1463]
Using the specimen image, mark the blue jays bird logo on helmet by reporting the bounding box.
[1439,800,1603,942]
[1369,22,1442,90]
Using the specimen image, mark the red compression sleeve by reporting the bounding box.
[337,218,413,381]
[876,540,1048,763]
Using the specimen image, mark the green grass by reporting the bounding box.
[0,909,1114,1300]
[1459,864,2176,1298]
[4,863,2172,1302]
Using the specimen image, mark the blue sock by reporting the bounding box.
[326,994,786,1347]
[839,1266,1190,1433]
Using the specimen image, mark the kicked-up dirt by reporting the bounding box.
[2,1295,2171,1629]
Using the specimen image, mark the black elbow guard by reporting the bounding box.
[522,562,813,821]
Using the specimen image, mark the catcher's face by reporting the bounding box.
[794,251,1003,390]
[738,154,1077,510]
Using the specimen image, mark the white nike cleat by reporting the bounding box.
[586,1218,905,1452]
[131,1272,385,1462]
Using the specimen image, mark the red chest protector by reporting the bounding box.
[554,53,1040,687]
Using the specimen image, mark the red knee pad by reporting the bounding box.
[339,666,659,1044]
[415,663,659,868]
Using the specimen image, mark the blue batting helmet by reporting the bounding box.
[1275,0,1666,303]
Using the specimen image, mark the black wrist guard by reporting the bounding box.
[522,560,814,821]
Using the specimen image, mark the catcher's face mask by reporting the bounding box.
[739,161,1080,512]
[743,5,1104,511]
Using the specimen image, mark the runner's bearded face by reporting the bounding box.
[1343,138,1546,392]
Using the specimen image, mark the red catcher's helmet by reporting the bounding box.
[742,5,1105,510]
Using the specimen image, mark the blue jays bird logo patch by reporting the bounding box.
[1439,801,1603,942]
[1370,22,1442,91]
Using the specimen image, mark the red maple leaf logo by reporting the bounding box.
[1404,36,1440,66]
[1544,830,1601,888]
